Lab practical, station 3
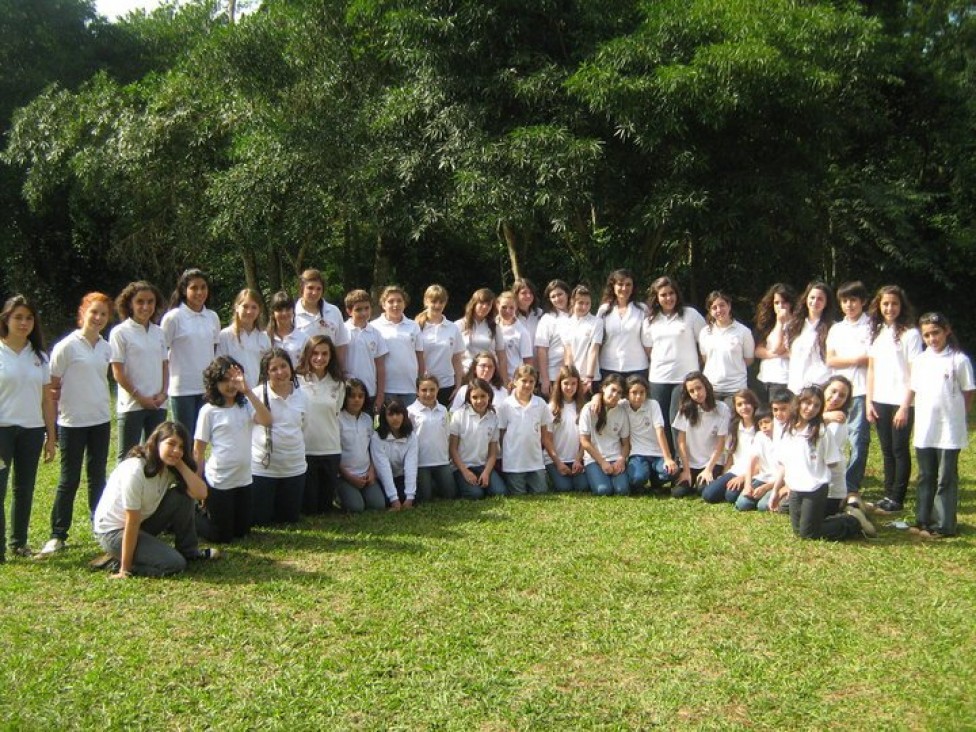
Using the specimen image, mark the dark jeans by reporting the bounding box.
[756,381,787,406]
[649,382,682,455]
[196,483,252,543]
[96,487,199,576]
[170,394,205,444]
[0,425,45,553]
[915,448,959,536]
[789,484,862,541]
[51,422,111,541]
[117,408,167,461]
[672,466,724,498]
[303,454,340,514]
[874,403,914,504]
[252,473,305,526]
[417,464,458,502]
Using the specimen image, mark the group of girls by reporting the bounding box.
[0,268,971,571]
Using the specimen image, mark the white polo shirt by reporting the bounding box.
[827,314,871,396]
[911,348,974,450]
[726,423,757,476]
[534,311,570,381]
[749,432,778,483]
[160,304,220,396]
[597,302,649,373]
[825,421,848,499]
[299,373,344,455]
[420,319,465,388]
[775,426,841,493]
[0,341,50,429]
[699,320,755,394]
[345,321,388,397]
[787,319,832,394]
[372,315,423,394]
[94,457,175,534]
[251,384,307,479]
[271,329,308,370]
[498,394,553,472]
[407,400,451,467]
[217,327,271,388]
[547,401,582,464]
[498,320,533,381]
[623,398,666,458]
[578,404,630,465]
[456,318,504,371]
[672,401,731,469]
[869,326,922,406]
[109,319,167,414]
[195,402,254,489]
[642,307,706,383]
[339,410,374,476]
[295,300,350,347]
[50,331,111,427]
[565,313,604,380]
[757,324,790,385]
[451,384,509,411]
[450,404,500,468]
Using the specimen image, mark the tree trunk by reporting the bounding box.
[241,248,259,293]
[501,220,521,282]
[269,242,283,295]
[372,233,393,301]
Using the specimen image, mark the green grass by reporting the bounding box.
[2,437,975,730]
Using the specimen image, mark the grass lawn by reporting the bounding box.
[2,434,974,730]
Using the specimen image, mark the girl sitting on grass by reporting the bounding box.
[545,365,588,493]
[701,389,759,504]
[93,421,218,578]
[371,398,418,510]
[671,372,730,498]
[449,378,506,499]
[579,374,631,496]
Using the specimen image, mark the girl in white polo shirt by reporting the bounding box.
[266,291,308,368]
[753,283,795,404]
[498,365,555,495]
[415,285,465,406]
[563,285,603,396]
[450,351,508,411]
[0,295,57,560]
[296,335,345,514]
[217,288,272,388]
[408,375,456,501]
[294,268,350,370]
[595,269,648,381]
[250,348,308,526]
[457,288,506,378]
[698,290,755,404]
[579,374,631,496]
[39,292,113,557]
[449,378,505,499]
[496,291,534,384]
[193,356,271,543]
[337,378,386,512]
[110,281,168,460]
[372,285,424,405]
[535,279,572,397]
[908,313,974,539]
[372,399,419,509]
[160,268,220,439]
[786,281,836,395]
[671,372,730,498]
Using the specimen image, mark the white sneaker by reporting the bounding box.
[37,538,65,557]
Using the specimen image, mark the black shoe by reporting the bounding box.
[874,497,903,514]
[187,547,222,561]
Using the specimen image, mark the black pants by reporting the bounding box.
[196,483,252,543]
[304,454,340,514]
[874,403,914,504]
[789,484,862,541]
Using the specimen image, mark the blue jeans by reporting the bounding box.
[505,470,548,495]
[845,395,870,493]
[117,408,167,461]
[584,461,630,496]
[170,394,205,443]
[418,464,458,502]
[51,422,111,540]
[336,479,386,512]
[455,465,507,499]
[0,425,45,553]
[915,448,959,536]
[701,471,743,504]
[626,455,673,491]
[735,481,774,511]
[96,487,199,576]
[546,462,589,492]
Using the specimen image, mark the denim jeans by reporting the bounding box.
[117,408,167,461]
[0,425,45,553]
[170,394,205,443]
[627,455,673,491]
[336,479,387,512]
[304,454,340,514]
[874,403,914,504]
[671,466,723,498]
[51,422,111,541]
[701,471,744,504]
[96,487,198,576]
[649,382,683,455]
[455,465,507,499]
[734,481,774,512]
[845,395,870,493]
[417,464,458,502]
[505,470,548,495]
[196,483,252,543]
[584,461,630,496]
[545,462,589,492]
[915,448,959,536]
[789,484,862,541]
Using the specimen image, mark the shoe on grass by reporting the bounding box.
[37,538,65,557]
[873,497,903,514]
[188,547,221,561]
[89,553,118,571]
[11,545,33,558]
[845,505,877,538]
